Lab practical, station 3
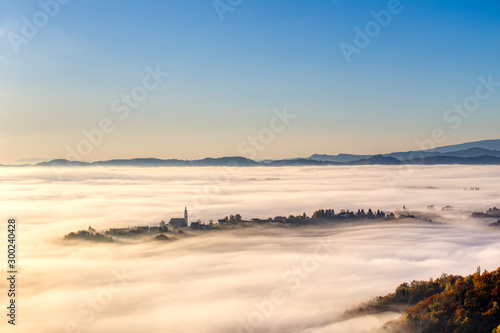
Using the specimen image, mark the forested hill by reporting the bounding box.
[345,267,500,332]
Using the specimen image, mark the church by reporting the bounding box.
[168,207,189,228]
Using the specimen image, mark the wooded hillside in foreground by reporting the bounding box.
[346,267,500,332]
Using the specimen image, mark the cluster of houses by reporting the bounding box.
[106,207,190,235]
[104,206,400,236]
[106,221,169,235]
[472,207,500,218]
[471,207,500,227]
[218,208,396,226]
[461,187,481,191]
[71,205,500,243]
[218,216,292,226]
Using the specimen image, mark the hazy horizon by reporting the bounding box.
[3,136,500,166]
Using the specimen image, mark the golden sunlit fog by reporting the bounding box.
[0,165,499,333]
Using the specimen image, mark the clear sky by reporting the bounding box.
[1,0,499,163]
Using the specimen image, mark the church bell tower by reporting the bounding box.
[184,206,188,227]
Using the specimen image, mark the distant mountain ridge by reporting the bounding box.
[5,138,500,167]
[352,155,402,165]
[35,156,260,167]
[422,138,500,153]
[312,139,500,163]
[310,153,372,163]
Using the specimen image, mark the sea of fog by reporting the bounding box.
[0,165,499,333]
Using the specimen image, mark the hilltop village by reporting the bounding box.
[63,206,397,242]
[108,207,396,234]
[63,206,401,243]
[63,206,500,243]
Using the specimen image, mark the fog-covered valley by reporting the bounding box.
[1,165,499,332]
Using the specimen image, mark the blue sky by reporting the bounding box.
[1,0,499,162]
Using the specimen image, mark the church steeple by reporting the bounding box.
[184,206,188,227]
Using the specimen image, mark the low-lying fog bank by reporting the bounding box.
[0,165,499,332]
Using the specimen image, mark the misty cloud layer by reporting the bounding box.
[0,165,499,332]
